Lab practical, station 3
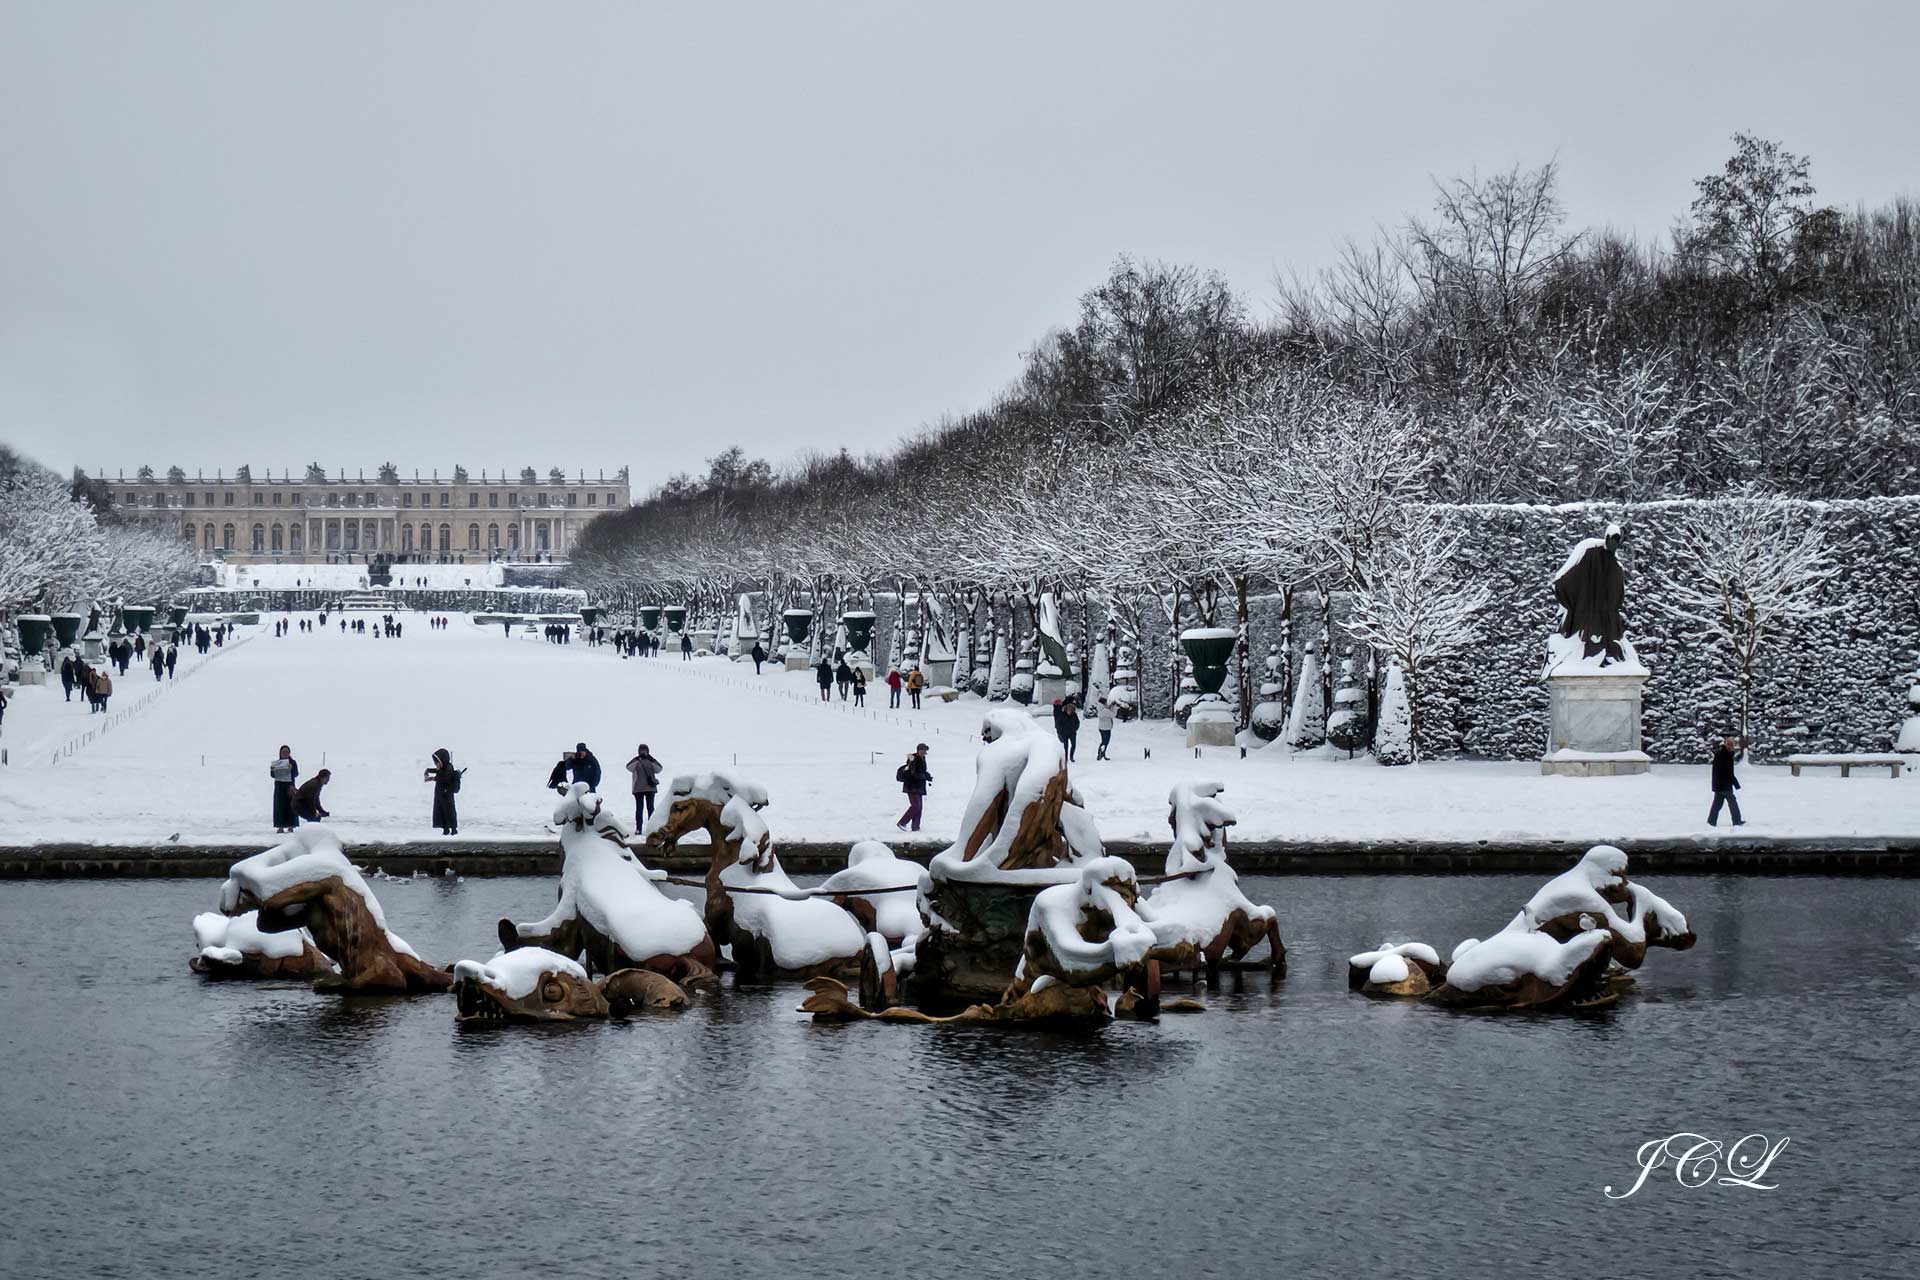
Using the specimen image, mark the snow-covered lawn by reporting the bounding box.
[1,614,1915,849]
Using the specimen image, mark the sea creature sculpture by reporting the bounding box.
[1142,781,1285,975]
[500,783,718,988]
[453,947,691,1022]
[646,771,866,979]
[1425,845,1695,1010]
[1016,855,1164,1010]
[218,827,452,994]
[799,974,1116,1027]
[911,710,1105,1005]
[188,910,334,980]
[816,840,925,946]
[1346,942,1446,997]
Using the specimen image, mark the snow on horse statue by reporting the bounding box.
[189,910,335,981]
[1142,781,1285,976]
[453,946,693,1023]
[910,709,1106,1006]
[499,782,718,988]
[217,827,452,994]
[645,771,866,980]
[1425,845,1695,1010]
[816,840,925,947]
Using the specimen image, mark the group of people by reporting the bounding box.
[1049,693,1119,762]
[268,745,332,831]
[541,623,573,644]
[815,654,869,704]
[885,665,926,709]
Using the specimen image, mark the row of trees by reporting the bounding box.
[1,447,198,656]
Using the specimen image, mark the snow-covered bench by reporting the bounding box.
[1785,753,1905,779]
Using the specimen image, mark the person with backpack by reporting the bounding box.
[424,748,463,835]
[895,743,931,832]
[270,745,300,832]
[626,743,663,829]
[906,666,926,709]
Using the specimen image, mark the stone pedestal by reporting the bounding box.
[1030,673,1069,716]
[922,656,957,688]
[15,667,48,686]
[1542,671,1650,776]
[1186,698,1236,748]
[784,651,813,671]
[690,628,717,654]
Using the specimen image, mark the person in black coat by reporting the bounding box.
[547,754,573,793]
[270,744,300,832]
[895,744,932,832]
[750,641,766,674]
[60,655,75,702]
[815,657,834,702]
[680,633,693,660]
[571,742,602,790]
[1708,735,1745,827]
[1053,696,1081,762]
[424,748,463,835]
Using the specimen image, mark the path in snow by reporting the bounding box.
[2,614,1915,849]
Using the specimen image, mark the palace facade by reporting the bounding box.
[107,465,629,564]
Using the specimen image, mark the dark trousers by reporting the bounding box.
[898,793,923,831]
[1060,732,1076,761]
[1708,789,1744,826]
[889,688,901,707]
[634,792,655,828]
[910,690,921,708]
[819,684,831,701]
[1098,728,1112,758]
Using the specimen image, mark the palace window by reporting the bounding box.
[183,524,195,545]
[289,524,303,551]
[345,493,357,508]
[221,523,235,549]
[251,524,265,553]
[403,492,413,507]
[567,492,577,506]
[488,492,498,508]
[438,524,451,552]
[292,493,302,506]
[587,493,597,505]
[468,492,478,507]
[508,492,519,507]
[272,492,282,506]
[185,492,196,507]
[224,492,234,505]
[536,493,549,507]
[401,525,414,553]
[271,525,283,552]
[439,492,450,508]
[467,524,480,551]
[487,523,499,548]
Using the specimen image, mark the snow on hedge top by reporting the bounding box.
[1025,856,1157,975]
[453,948,588,999]
[1444,927,1611,993]
[192,910,311,961]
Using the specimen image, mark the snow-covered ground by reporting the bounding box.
[1,614,1914,848]
[213,562,506,590]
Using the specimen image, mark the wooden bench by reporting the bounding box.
[1786,753,1905,778]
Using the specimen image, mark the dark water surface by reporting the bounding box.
[1,873,1915,1279]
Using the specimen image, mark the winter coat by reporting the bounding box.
[427,754,461,830]
[271,757,300,827]
[573,751,602,790]
[547,759,572,791]
[835,662,854,685]
[816,662,834,688]
[897,754,931,796]
[906,669,925,692]
[885,671,903,691]
[626,752,663,795]
[1711,746,1740,792]
[1053,702,1080,739]
[293,775,329,820]
[1096,701,1115,730]
[750,644,766,663]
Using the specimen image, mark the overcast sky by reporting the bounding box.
[2,1,1915,493]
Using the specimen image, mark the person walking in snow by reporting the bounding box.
[1094,695,1116,760]
[815,656,834,702]
[1053,695,1080,763]
[270,745,300,832]
[851,668,867,706]
[292,769,331,822]
[750,640,766,674]
[895,743,931,832]
[906,666,925,710]
[90,666,112,713]
[680,633,693,660]
[835,658,854,701]
[60,655,75,702]
[151,645,164,681]
[424,748,463,836]
[626,744,663,829]
[885,666,903,708]
[164,644,177,679]
[1709,734,1745,828]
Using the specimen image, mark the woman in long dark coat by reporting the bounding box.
[424,748,463,836]
[270,745,300,833]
